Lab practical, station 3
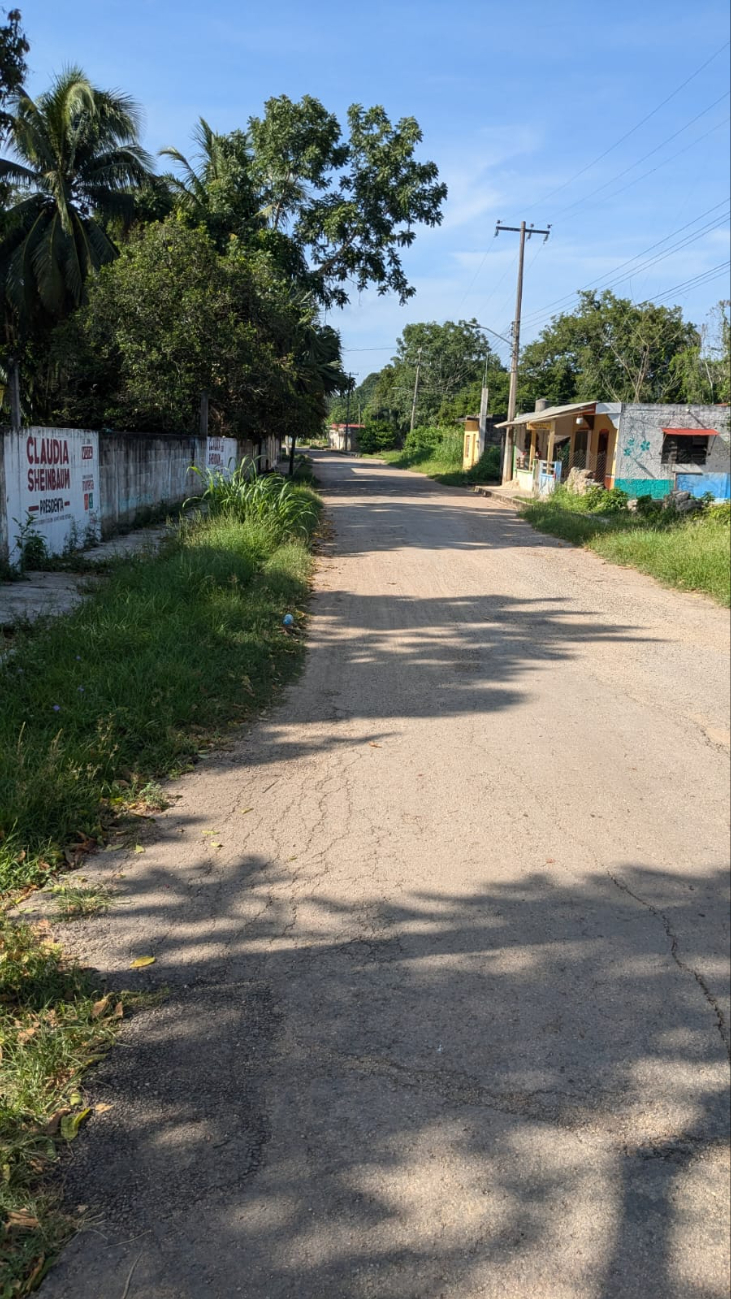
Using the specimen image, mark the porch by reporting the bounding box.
[497,402,621,491]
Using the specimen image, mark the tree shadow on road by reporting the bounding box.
[45,860,730,1299]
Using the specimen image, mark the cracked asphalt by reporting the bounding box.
[42,451,730,1298]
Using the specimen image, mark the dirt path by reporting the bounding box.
[43,452,730,1299]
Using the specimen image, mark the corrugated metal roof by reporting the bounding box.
[495,402,596,429]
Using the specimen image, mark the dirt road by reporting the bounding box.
[44,452,730,1299]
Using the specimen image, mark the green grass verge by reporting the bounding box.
[379,443,501,488]
[0,505,321,894]
[520,497,730,606]
[0,916,132,1294]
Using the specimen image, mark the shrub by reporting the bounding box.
[359,420,398,454]
[705,501,731,524]
[404,424,446,452]
[636,494,664,520]
[585,485,629,513]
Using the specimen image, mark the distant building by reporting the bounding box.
[496,401,730,499]
[328,423,365,453]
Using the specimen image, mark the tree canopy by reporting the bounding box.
[45,217,346,438]
[0,67,152,329]
[518,290,702,408]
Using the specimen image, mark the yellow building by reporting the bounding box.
[496,401,621,490]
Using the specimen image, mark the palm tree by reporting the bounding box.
[160,118,260,243]
[160,117,227,222]
[0,66,153,324]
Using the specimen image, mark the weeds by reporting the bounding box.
[379,431,501,488]
[51,883,114,921]
[0,917,126,1293]
[186,462,320,542]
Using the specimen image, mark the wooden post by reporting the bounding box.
[199,391,209,437]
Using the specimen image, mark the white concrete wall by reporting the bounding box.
[1,426,284,564]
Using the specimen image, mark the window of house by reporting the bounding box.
[661,434,710,466]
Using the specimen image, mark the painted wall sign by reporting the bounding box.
[206,436,238,475]
[4,428,101,562]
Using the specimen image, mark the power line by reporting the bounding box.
[649,261,731,304]
[557,115,729,225]
[521,201,731,329]
[552,92,730,221]
[519,39,730,216]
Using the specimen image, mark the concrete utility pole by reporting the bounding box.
[495,221,550,480]
[409,347,423,435]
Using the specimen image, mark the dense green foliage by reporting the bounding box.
[330,296,729,440]
[331,319,508,431]
[0,68,153,329]
[0,22,447,434]
[43,217,342,437]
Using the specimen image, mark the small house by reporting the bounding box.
[496,401,730,499]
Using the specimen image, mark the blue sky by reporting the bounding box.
[24,0,731,381]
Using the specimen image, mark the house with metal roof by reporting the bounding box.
[495,400,730,499]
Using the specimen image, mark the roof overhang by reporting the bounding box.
[661,427,719,436]
[496,401,597,430]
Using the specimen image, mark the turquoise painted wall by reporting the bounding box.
[615,478,672,499]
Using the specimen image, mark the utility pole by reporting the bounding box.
[344,374,353,452]
[9,359,21,431]
[409,347,423,435]
[495,220,550,480]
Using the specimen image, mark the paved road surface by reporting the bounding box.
[43,452,730,1299]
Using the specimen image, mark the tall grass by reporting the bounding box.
[0,508,320,892]
[187,462,320,541]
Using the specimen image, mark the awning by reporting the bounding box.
[661,427,719,436]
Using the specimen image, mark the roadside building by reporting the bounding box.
[328,423,365,452]
[496,401,730,499]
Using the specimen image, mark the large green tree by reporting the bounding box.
[45,216,345,440]
[368,319,507,432]
[165,96,447,308]
[518,290,701,408]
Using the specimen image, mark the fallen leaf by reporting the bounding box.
[239,808,253,815]
[27,1254,46,1285]
[368,742,381,749]
[42,1108,70,1135]
[6,1209,40,1230]
[129,955,155,968]
[60,1109,90,1141]
[17,1026,38,1044]
[68,1089,83,1107]
[113,1002,124,1019]
[94,1103,112,1114]
[133,844,145,854]
[91,996,109,1019]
